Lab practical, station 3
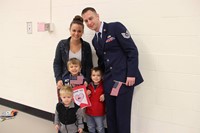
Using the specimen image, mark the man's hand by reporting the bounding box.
[125,77,136,86]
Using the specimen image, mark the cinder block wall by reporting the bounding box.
[0,0,199,132]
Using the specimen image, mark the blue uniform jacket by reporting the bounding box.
[92,22,143,94]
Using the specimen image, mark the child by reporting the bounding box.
[62,57,89,132]
[54,85,84,133]
[63,58,87,87]
[86,67,105,133]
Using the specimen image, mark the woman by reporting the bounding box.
[53,15,93,98]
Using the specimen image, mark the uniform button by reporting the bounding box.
[104,52,106,54]
[110,67,112,70]
[107,59,109,62]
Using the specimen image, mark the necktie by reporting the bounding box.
[98,32,101,39]
[97,32,102,45]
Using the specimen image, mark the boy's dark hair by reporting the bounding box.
[91,67,103,76]
[81,7,97,15]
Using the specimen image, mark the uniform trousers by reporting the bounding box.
[104,88,134,133]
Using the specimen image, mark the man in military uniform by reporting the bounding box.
[82,7,143,133]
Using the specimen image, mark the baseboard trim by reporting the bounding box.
[0,98,54,121]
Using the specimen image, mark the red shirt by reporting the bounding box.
[85,81,105,116]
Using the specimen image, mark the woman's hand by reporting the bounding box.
[84,81,88,87]
[57,80,63,89]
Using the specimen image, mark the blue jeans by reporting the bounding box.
[86,115,105,133]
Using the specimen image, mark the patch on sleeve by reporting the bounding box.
[121,30,131,39]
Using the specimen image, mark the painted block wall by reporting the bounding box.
[0,0,199,132]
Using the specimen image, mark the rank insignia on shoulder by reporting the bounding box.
[121,30,131,39]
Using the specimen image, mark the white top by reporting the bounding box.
[69,49,82,61]
[96,21,104,38]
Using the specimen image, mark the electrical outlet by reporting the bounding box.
[27,22,32,34]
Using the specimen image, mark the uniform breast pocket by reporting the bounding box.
[105,36,116,44]
[105,37,120,50]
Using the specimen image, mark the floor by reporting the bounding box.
[0,105,55,133]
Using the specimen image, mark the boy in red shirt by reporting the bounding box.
[86,67,105,133]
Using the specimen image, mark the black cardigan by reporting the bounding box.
[53,37,93,83]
